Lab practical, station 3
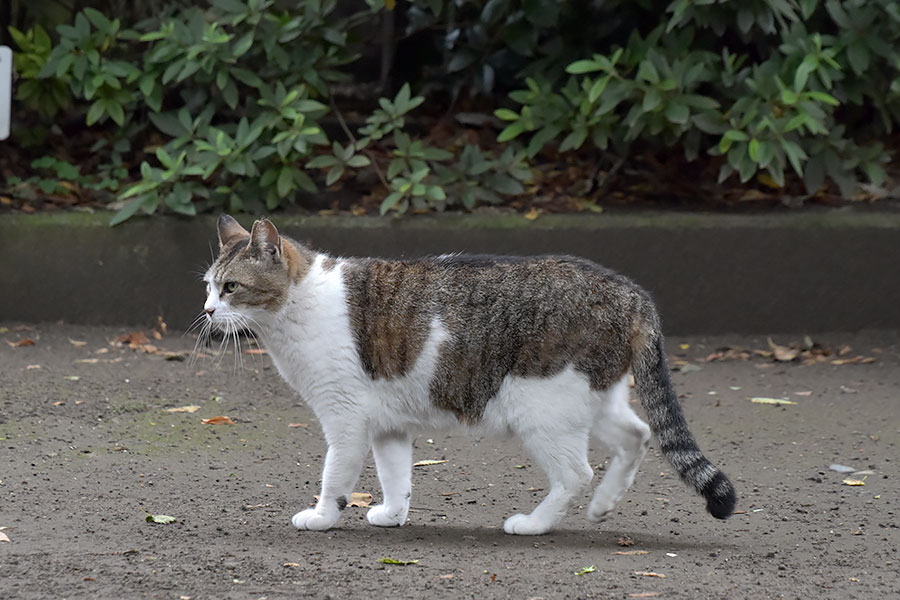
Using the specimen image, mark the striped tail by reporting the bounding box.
[633,332,737,519]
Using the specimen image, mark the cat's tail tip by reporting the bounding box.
[702,470,737,519]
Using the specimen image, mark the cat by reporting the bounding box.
[201,214,736,535]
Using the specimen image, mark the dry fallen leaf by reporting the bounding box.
[750,397,797,406]
[768,337,800,362]
[634,571,666,578]
[26,364,41,370]
[349,493,374,508]
[283,562,300,568]
[75,358,100,364]
[629,593,662,598]
[613,550,649,555]
[68,338,87,347]
[378,557,419,565]
[313,492,373,508]
[704,347,752,362]
[146,514,176,524]
[201,416,235,425]
[117,331,149,347]
[439,574,454,580]
[288,423,308,428]
[413,459,448,467]
[831,356,876,365]
[8,338,36,348]
[617,535,635,547]
[166,405,201,413]
[523,207,540,220]
[842,477,866,486]
[0,531,9,543]
[52,401,65,406]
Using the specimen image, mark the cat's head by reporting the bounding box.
[203,214,309,329]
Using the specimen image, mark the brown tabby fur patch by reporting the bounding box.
[342,254,656,421]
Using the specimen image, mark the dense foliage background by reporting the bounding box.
[3,0,899,223]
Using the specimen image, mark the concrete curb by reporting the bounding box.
[2,210,899,334]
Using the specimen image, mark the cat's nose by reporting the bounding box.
[205,308,215,316]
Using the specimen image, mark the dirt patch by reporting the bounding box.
[2,324,898,599]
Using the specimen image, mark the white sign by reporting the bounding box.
[0,46,11,140]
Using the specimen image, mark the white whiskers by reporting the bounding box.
[187,311,267,373]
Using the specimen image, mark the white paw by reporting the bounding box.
[503,513,552,535]
[292,509,338,531]
[366,504,407,527]
[587,494,618,523]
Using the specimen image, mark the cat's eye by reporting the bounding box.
[223,281,238,294]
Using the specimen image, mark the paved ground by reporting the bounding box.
[1,323,898,599]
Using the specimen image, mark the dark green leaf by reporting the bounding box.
[566,60,603,75]
[642,88,661,112]
[325,166,344,186]
[380,192,404,215]
[494,108,519,121]
[498,122,525,143]
[664,101,689,125]
[109,196,146,226]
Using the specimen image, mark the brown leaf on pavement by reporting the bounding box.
[831,356,876,365]
[313,492,374,508]
[288,423,308,428]
[116,331,149,347]
[617,535,635,546]
[166,406,201,413]
[0,530,10,543]
[768,337,800,362]
[68,338,87,347]
[613,550,649,555]
[7,338,36,347]
[634,571,666,578]
[201,416,235,425]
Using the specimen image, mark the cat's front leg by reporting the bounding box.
[293,430,370,532]
[368,430,413,527]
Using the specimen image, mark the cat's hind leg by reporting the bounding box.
[367,430,413,527]
[587,375,652,523]
[504,427,593,535]
[500,372,595,535]
[293,423,370,532]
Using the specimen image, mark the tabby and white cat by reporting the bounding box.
[202,215,736,535]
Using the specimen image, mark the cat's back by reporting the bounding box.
[341,252,644,308]
[337,252,654,418]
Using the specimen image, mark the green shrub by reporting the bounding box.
[6,0,900,224]
[493,0,896,195]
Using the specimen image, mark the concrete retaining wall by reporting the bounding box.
[2,210,898,334]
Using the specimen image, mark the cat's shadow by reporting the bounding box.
[339,522,736,552]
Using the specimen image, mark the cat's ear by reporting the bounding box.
[250,218,282,257]
[217,214,250,249]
